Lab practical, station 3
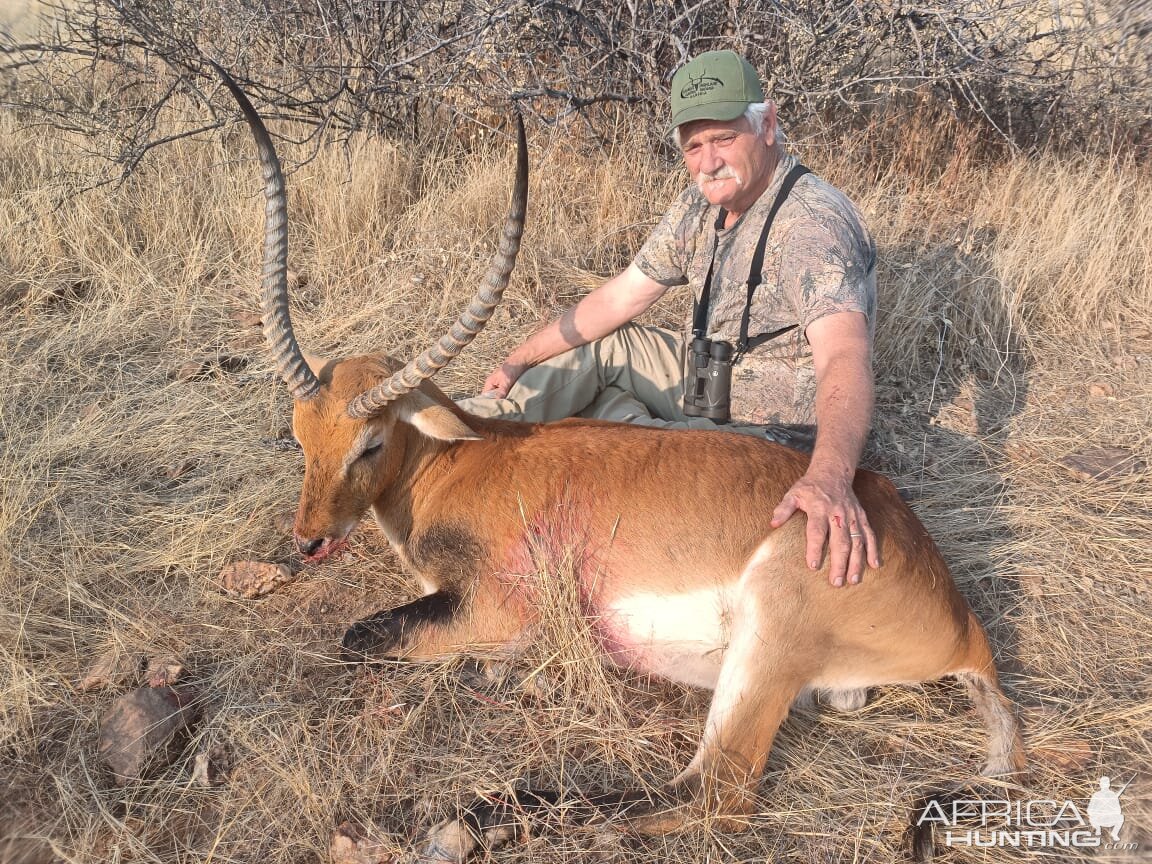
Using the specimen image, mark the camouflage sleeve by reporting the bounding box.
[631,186,708,288]
[780,209,877,332]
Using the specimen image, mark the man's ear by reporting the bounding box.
[764,101,778,147]
[397,389,482,441]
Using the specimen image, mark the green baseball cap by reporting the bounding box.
[670,50,764,130]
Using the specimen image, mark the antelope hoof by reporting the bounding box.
[615,800,752,835]
[615,800,692,835]
[613,783,755,835]
[826,687,869,712]
[421,788,557,862]
[340,610,400,664]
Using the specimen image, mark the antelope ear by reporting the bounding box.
[303,352,333,377]
[397,390,482,441]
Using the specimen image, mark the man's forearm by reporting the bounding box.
[808,355,874,479]
[775,311,878,582]
[505,265,666,369]
[506,293,619,368]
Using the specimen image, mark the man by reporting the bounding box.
[460,50,880,587]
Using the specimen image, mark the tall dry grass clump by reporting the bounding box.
[1,93,1150,864]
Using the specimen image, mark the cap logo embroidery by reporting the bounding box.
[680,69,724,100]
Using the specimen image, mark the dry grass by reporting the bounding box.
[1,99,1150,864]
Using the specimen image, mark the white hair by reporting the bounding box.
[671,102,784,148]
[744,102,770,136]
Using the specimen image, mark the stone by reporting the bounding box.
[97,686,199,784]
[1059,446,1145,481]
[144,655,185,688]
[218,561,295,599]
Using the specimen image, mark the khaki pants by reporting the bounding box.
[457,323,816,450]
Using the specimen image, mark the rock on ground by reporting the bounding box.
[218,560,295,599]
[97,686,199,784]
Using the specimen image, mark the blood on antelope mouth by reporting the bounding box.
[304,536,350,563]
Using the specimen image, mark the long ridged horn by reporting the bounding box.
[346,114,528,418]
[211,61,320,402]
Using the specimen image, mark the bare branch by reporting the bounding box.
[0,0,1147,177]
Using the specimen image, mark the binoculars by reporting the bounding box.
[683,337,733,422]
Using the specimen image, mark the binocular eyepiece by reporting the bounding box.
[683,336,733,422]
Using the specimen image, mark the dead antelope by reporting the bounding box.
[214,66,1024,859]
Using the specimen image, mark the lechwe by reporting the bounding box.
[214,64,1024,861]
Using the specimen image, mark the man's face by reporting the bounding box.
[678,110,777,214]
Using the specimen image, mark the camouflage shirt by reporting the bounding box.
[633,153,876,425]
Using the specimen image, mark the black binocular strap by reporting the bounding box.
[690,163,812,347]
[736,163,810,354]
[690,207,729,338]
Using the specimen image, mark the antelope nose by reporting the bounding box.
[296,536,325,557]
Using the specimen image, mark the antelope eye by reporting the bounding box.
[359,443,383,460]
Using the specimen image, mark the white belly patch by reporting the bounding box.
[596,586,731,689]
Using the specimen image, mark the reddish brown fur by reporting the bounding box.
[293,353,1025,834]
